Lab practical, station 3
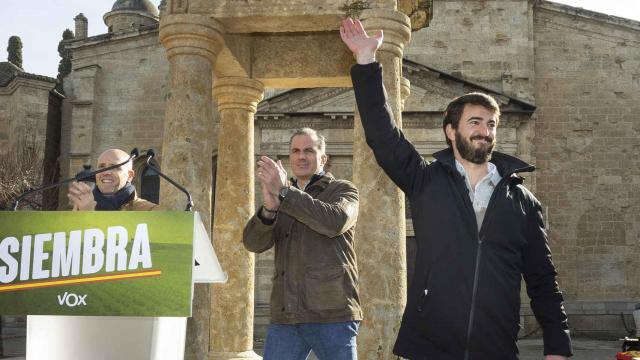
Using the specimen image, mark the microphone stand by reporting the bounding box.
[144,149,193,211]
[11,149,139,211]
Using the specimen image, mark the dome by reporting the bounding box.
[104,0,159,33]
[111,0,159,17]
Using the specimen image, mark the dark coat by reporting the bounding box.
[243,173,362,324]
[351,62,572,360]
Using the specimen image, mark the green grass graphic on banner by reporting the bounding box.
[0,211,194,317]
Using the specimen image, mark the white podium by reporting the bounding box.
[25,212,226,360]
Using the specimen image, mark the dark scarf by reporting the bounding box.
[92,182,136,211]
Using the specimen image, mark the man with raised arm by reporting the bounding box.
[340,17,571,360]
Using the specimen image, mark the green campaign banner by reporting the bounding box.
[0,211,194,317]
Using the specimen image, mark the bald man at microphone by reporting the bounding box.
[67,148,157,211]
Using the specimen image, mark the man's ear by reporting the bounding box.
[321,154,328,167]
[127,169,135,182]
[445,124,456,143]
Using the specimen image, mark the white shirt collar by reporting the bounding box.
[455,160,501,188]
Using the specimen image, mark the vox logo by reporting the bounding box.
[57,292,87,307]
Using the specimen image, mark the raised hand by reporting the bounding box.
[340,17,383,64]
[261,182,279,214]
[257,156,289,213]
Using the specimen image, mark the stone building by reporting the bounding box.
[22,0,640,357]
[59,0,167,202]
[0,60,58,157]
[0,50,62,210]
[252,0,640,341]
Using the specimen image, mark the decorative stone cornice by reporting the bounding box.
[213,77,264,112]
[360,9,411,58]
[159,14,225,64]
[0,77,56,95]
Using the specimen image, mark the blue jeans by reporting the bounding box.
[263,321,360,360]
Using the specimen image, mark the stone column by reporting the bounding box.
[401,77,411,111]
[352,9,411,359]
[159,14,224,358]
[210,77,264,360]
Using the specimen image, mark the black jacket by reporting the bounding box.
[351,62,572,360]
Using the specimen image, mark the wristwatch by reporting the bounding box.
[278,186,289,202]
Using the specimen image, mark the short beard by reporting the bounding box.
[455,130,495,164]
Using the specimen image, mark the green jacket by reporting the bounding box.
[243,173,362,324]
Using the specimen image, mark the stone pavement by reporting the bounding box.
[0,337,625,359]
[252,338,624,359]
[256,339,622,360]
[518,338,621,360]
[0,318,25,360]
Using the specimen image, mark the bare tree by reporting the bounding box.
[0,134,44,210]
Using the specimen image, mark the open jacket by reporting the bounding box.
[351,62,571,360]
[120,193,157,211]
[243,173,362,324]
[70,189,157,211]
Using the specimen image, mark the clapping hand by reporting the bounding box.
[67,181,96,211]
[257,156,289,213]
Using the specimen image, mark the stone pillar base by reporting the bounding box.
[208,350,262,360]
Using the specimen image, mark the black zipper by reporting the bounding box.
[444,161,530,359]
[464,236,484,360]
[462,174,513,359]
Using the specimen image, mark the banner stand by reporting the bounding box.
[22,212,226,360]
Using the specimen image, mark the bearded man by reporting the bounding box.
[339,17,572,360]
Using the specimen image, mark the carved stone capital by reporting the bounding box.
[360,9,411,59]
[397,0,434,31]
[213,77,264,112]
[159,14,225,64]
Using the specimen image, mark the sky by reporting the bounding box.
[0,0,638,78]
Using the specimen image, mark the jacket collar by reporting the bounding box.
[292,172,334,193]
[433,148,535,179]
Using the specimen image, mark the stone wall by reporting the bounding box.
[60,30,168,183]
[0,78,55,155]
[405,0,535,102]
[402,0,640,337]
[51,0,640,342]
[532,2,640,336]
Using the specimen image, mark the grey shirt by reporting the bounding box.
[455,160,502,229]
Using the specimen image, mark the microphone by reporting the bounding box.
[11,148,139,211]
[76,164,96,186]
[143,149,194,211]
